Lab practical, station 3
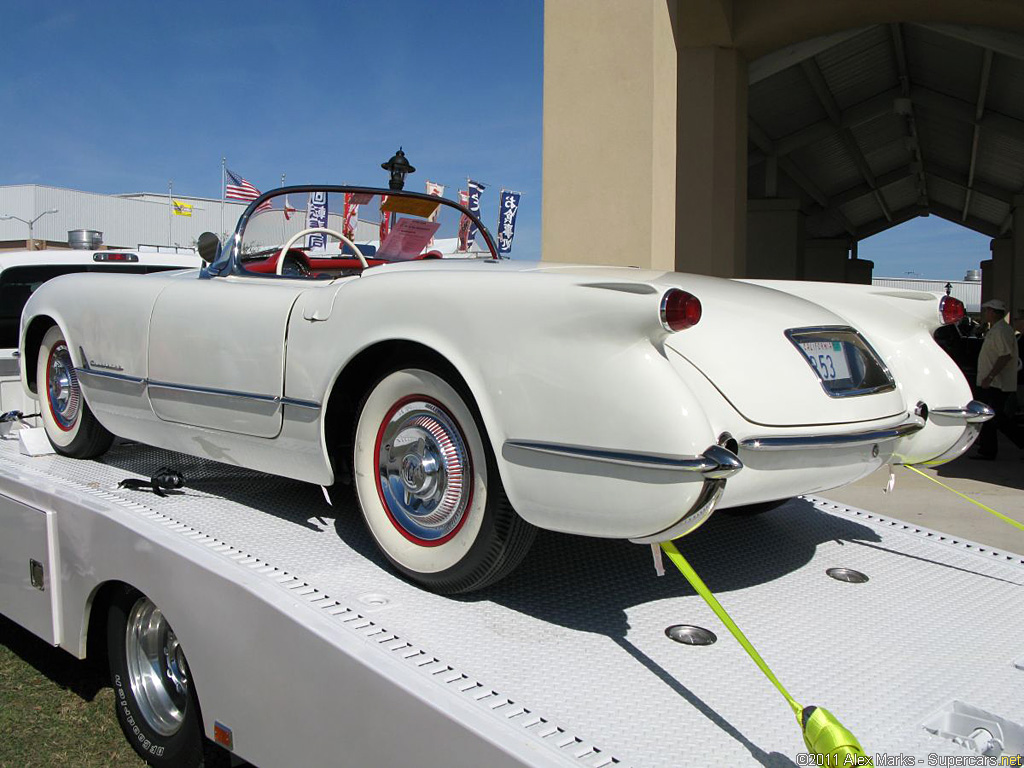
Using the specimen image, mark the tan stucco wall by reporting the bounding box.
[543,0,1024,278]
[542,0,677,270]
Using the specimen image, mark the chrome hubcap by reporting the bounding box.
[377,400,471,542]
[125,597,189,737]
[47,344,80,429]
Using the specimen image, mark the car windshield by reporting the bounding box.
[232,187,496,277]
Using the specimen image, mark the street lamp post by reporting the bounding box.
[381,148,416,191]
[0,208,59,250]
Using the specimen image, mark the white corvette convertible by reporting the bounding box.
[19,186,991,593]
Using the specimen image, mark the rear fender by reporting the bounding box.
[749,280,973,463]
[294,271,719,538]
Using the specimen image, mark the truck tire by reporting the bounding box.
[107,587,225,767]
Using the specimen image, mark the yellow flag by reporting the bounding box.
[172,199,193,217]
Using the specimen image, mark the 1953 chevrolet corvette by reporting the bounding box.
[19,185,992,593]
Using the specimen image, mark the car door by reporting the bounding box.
[147,275,305,438]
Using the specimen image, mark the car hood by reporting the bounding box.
[529,264,908,427]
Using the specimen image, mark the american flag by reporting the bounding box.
[225,169,271,211]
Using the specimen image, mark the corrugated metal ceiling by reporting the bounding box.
[748,22,1024,241]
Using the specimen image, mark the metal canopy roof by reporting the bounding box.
[748,23,1024,241]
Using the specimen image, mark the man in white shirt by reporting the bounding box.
[972,298,1023,460]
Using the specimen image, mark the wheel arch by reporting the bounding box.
[322,340,487,482]
[22,313,60,395]
[83,579,131,664]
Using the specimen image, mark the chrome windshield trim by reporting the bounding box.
[224,185,501,277]
[740,419,923,451]
[929,400,995,424]
[784,326,896,399]
[504,440,743,477]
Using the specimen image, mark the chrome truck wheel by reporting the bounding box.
[124,597,190,737]
[107,588,224,767]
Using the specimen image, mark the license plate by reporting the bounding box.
[798,340,851,382]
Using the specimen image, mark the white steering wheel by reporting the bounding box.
[276,227,368,275]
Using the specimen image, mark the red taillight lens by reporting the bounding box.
[939,295,965,325]
[660,289,702,331]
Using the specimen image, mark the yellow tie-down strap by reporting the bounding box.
[905,465,1024,533]
[659,540,873,766]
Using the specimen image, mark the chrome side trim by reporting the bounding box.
[148,380,321,410]
[74,369,321,410]
[740,419,923,451]
[75,367,145,385]
[503,440,743,478]
[929,400,995,424]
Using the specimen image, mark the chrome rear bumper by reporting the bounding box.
[740,418,923,452]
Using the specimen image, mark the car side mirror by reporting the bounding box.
[197,232,220,264]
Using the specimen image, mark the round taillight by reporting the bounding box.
[939,295,965,325]
[660,289,702,332]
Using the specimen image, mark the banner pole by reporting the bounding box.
[167,180,173,246]
[220,157,226,238]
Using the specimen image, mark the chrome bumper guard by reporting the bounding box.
[740,418,924,452]
[503,440,743,479]
[913,400,995,467]
[503,440,743,545]
[928,400,994,424]
[629,478,725,544]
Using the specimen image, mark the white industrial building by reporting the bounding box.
[0,184,250,252]
[0,184,472,256]
[871,274,983,313]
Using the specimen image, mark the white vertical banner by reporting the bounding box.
[306,191,328,249]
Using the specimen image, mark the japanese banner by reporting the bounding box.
[466,180,486,250]
[457,190,471,252]
[343,193,358,239]
[306,191,328,249]
[496,190,521,255]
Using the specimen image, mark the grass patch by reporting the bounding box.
[0,614,144,767]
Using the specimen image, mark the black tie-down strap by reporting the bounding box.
[118,467,185,497]
[1,410,41,423]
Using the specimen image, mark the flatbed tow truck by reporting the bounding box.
[1,435,1022,767]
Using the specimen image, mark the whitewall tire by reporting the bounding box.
[353,367,535,593]
[36,325,113,458]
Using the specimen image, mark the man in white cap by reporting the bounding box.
[972,298,1023,459]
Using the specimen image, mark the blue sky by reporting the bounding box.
[0,2,544,256]
[0,3,995,275]
[857,215,992,280]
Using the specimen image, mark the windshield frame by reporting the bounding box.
[207,185,500,277]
